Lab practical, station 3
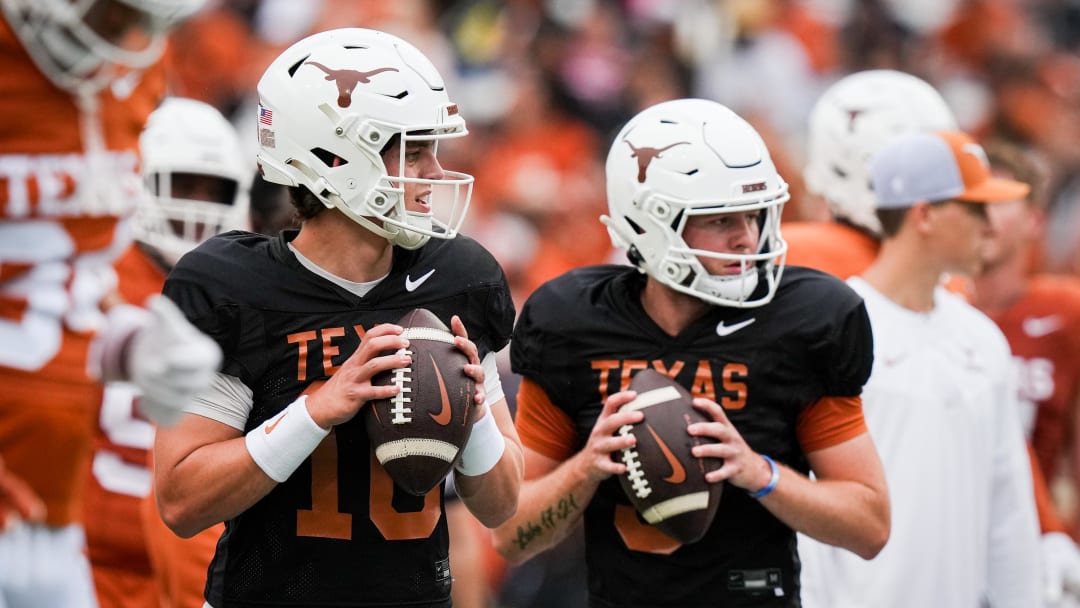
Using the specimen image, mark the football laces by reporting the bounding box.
[618,424,652,499]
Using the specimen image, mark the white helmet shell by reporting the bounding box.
[602,99,790,308]
[136,97,250,264]
[255,27,472,250]
[804,70,957,236]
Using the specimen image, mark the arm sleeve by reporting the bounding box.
[185,372,253,431]
[796,396,868,453]
[514,377,577,462]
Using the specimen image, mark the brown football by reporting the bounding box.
[612,369,723,544]
[364,308,475,496]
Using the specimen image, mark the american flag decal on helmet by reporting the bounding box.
[259,106,273,126]
[742,182,767,194]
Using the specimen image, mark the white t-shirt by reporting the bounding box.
[798,278,1041,608]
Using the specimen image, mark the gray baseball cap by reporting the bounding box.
[870,131,1030,209]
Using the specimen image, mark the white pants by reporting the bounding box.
[0,523,97,608]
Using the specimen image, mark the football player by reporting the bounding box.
[0,2,219,607]
[492,98,889,606]
[799,130,1042,607]
[785,69,957,277]
[151,28,523,608]
[84,97,247,608]
[971,140,1080,607]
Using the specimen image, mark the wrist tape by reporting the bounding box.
[245,396,330,483]
[455,410,505,477]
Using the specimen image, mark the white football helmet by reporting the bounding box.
[602,99,790,308]
[136,97,250,264]
[804,69,957,236]
[1,0,204,96]
[255,28,473,250]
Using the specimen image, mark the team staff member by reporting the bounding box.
[799,131,1042,607]
[152,28,523,608]
[493,99,888,607]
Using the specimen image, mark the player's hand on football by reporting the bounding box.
[306,323,411,429]
[450,315,487,420]
[688,398,772,492]
[575,391,644,482]
[0,456,45,531]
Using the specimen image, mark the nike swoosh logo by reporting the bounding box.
[405,269,436,292]
[646,424,686,484]
[429,354,452,426]
[716,318,755,337]
[265,411,288,435]
[1022,315,1063,338]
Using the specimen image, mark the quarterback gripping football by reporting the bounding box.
[365,308,476,495]
[614,369,723,543]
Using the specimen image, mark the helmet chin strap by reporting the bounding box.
[332,192,433,250]
[389,212,433,249]
[693,267,760,306]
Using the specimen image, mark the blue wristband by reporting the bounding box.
[748,455,780,499]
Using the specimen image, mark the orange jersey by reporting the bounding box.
[141,486,222,608]
[0,17,165,527]
[86,244,220,608]
[85,246,165,606]
[782,221,879,279]
[983,275,1080,483]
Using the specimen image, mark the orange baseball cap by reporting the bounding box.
[870,130,1030,208]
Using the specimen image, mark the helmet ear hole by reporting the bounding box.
[310,148,348,168]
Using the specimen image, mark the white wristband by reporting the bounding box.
[455,410,505,477]
[245,396,330,483]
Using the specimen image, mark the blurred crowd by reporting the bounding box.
[164,0,1080,305]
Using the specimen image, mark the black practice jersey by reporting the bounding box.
[511,265,872,608]
[163,230,514,608]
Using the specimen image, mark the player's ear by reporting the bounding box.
[910,201,937,234]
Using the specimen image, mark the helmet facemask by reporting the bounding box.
[661,195,788,307]
[134,97,250,265]
[2,0,204,96]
